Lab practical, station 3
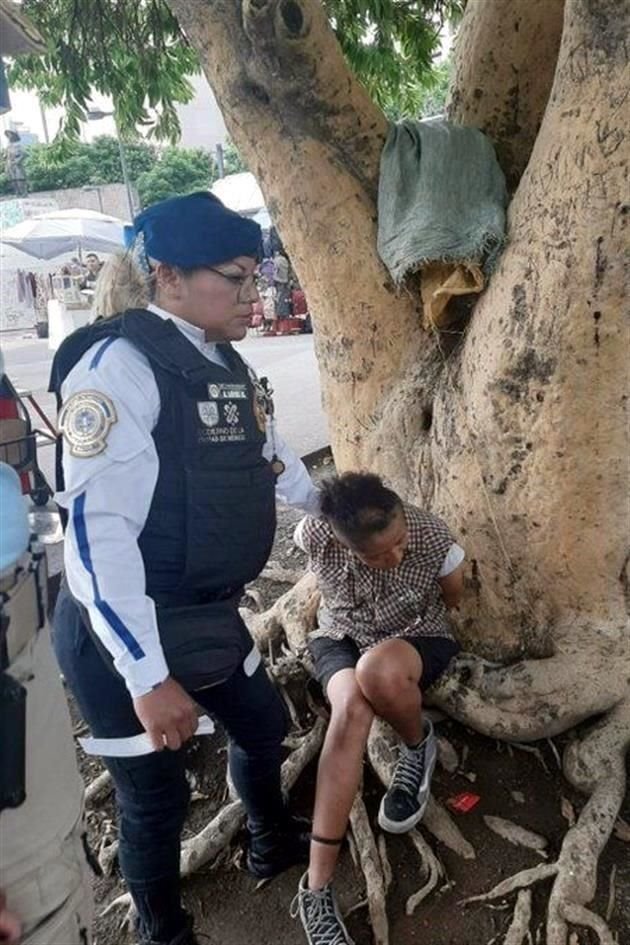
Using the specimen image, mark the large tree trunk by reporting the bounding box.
[168,0,628,663]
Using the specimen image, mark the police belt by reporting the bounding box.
[75,583,255,692]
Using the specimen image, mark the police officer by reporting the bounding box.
[0,457,93,945]
[49,193,320,945]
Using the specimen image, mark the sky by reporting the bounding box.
[1,88,117,143]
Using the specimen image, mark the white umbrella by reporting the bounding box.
[0,207,128,260]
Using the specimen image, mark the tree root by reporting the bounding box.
[483,815,548,857]
[349,791,389,945]
[245,573,319,653]
[466,695,630,944]
[431,623,630,742]
[504,889,532,945]
[377,834,393,892]
[181,717,326,876]
[405,828,444,915]
[100,891,135,931]
[85,768,112,805]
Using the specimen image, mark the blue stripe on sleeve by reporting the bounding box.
[72,492,145,660]
[90,336,117,370]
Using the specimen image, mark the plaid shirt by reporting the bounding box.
[297,504,457,650]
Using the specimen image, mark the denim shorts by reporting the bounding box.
[309,633,460,696]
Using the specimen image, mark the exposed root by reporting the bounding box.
[560,904,614,945]
[431,623,630,741]
[377,834,393,892]
[85,768,112,805]
[465,864,558,904]
[367,718,475,860]
[613,817,630,842]
[504,889,532,945]
[180,718,326,876]
[98,836,119,876]
[466,695,630,944]
[423,795,476,860]
[405,828,444,915]
[483,816,548,857]
[546,698,630,945]
[100,892,136,932]
[245,573,319,653]
[436,734,459,773]
[605,865,617,923]
[349,792,389,945]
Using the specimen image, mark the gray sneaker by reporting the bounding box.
[291,873,355,945]
[378,718,436,833]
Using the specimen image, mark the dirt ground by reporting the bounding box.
[64,458,629,945]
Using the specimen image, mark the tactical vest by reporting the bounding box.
[50,309,277,605]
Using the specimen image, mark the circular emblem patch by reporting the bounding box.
[59,390,118,458]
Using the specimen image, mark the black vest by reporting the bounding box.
[50,309,277,606]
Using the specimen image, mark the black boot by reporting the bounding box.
[138,914,201,945]
[247,813,311,879]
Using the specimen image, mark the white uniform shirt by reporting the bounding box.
[57,304,320,698]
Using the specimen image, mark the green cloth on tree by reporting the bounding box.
[377,118,508,285]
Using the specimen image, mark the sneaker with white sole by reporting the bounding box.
[291,873,355,945]
[378,718,436,833]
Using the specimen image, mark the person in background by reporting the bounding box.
[261,281,277,333]
[292,473,464,945]
[3,131,27,196]
[0,354,93,945]
[273,250,289,287]
[79,253,102,290]
[49,192,321,945]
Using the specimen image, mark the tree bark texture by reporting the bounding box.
[446,0,566,191]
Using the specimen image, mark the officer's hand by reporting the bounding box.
[133,677,198,751]
[0,890,21,945]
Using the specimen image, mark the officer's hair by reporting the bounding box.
[93,251,154,319]
[320,472,402,544]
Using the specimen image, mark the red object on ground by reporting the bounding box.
[445,792,481,814]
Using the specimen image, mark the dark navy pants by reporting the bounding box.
[53,586,288,943]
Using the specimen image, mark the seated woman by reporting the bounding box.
[292,472,464,945]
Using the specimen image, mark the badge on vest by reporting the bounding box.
[59,390,118,458]
[197,401,220,428]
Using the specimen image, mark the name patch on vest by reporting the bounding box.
[208,382,247,400]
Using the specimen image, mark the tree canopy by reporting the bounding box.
[11,0,461,140]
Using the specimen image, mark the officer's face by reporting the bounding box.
[157,256,260,341]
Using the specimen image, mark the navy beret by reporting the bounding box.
[132,191,262,268]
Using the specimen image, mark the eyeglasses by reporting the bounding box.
[206,267,258,298]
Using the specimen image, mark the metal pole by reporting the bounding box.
[114,120,135,218]
[215,143,225,179]
[38,98,49,144]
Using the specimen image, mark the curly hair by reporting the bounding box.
[319,472,402,542]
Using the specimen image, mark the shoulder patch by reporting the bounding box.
[59,390,118,458]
